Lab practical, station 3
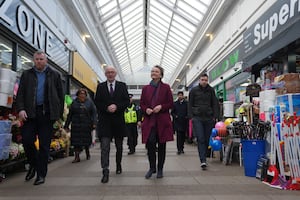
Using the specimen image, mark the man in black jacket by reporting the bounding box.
[94,66,130,183]
[16,49,64,185]
[188,73,219,170]
[171,91,188,154]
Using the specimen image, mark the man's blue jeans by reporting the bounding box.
[192,117,215,163]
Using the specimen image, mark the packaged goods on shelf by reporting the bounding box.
[276,93,300,116]
[275,73,300,95]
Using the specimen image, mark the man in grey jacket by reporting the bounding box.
[16,49,64,185]
[188,73,219,170]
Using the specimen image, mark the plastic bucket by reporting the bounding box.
[242,140,265,177]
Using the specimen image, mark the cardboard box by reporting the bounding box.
[275,73,300,94]
[276,93,300,116]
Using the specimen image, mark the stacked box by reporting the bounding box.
[0,146,10,160]
[0,120,12,134]
[0,120,12,160]
[0,68,17,108]
[276,93,300,116]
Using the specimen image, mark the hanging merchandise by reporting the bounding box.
[283,115,300,190]
[265,121,287,189]
[231,121,269,140]
[262,113,300,190]
[64,95,73,106]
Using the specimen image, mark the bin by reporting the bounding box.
[242,140,265,177]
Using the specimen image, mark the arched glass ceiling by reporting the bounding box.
[95,0,212,85]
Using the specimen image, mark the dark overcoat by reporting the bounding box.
[94,81,130,138]
[64,98,97,146]
[140,81,174,144]
[171,99,188,132]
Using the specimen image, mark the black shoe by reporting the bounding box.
[128,151,135,155]
[33,176,45,185]
[157,170,163,178]
[201,162,207,170]
[101,174,109,183]
[116,164,122,174]
[181,150,184,154]
[25,167,36,181]
[145,169,156,179]
[177,151,181,155]
[86,148,90,160]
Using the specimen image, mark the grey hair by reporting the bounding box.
[34,49,48,59]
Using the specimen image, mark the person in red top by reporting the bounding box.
[140,65,174,179]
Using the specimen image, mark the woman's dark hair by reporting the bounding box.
[154,65,164,78]
[76,88,88,96]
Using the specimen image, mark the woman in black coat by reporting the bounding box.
[64,88,97,163]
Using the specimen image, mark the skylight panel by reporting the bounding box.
[106,20,122,33]
[100,1,118,18]
[168,30,189,46]
[104,14,120,27]
[107,26,122,38]
[96,0,111,8]
[171,20,194,38]
[173,15,196,32]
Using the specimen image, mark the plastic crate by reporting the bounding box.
[0,120,12,134]
[0,146,9,160]
[0,134,12,147]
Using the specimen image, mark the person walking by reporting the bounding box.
[94,66,130,183]
[188,73,219,170]
[125,94,141,155]
[16,49,64,185]
[140,65,174,179]
[64,88,97,163]
[171,91,188,155]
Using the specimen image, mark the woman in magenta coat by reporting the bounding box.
[140,65,174,179]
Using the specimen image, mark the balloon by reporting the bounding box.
[224,118,234,126]
[211,128,218,137]
[209,136,213,146]
[211,139,222,151]
[65,95,73,106]
[215,121,226,129]
[13,82,19,96]
[217,128,228,137]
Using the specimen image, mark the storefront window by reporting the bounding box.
[0,36,13,69]
[16,48,33,77]
[225,72,250,103]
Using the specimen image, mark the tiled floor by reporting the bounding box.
[0,139,299,200]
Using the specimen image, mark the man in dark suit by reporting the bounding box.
[94,66,130,183]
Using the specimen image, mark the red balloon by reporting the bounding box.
[217,127,227,137]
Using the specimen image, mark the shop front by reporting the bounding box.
[238,0,300,189]
[0,0,70,177]
[0,0,70,94]
[242,0,300,83]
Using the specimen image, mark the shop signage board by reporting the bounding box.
[73,52,98,93]
[208,45,244,83]
[0,0,69,72]
[243,0,300,60]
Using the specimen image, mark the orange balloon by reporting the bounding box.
[217,128,227,137]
